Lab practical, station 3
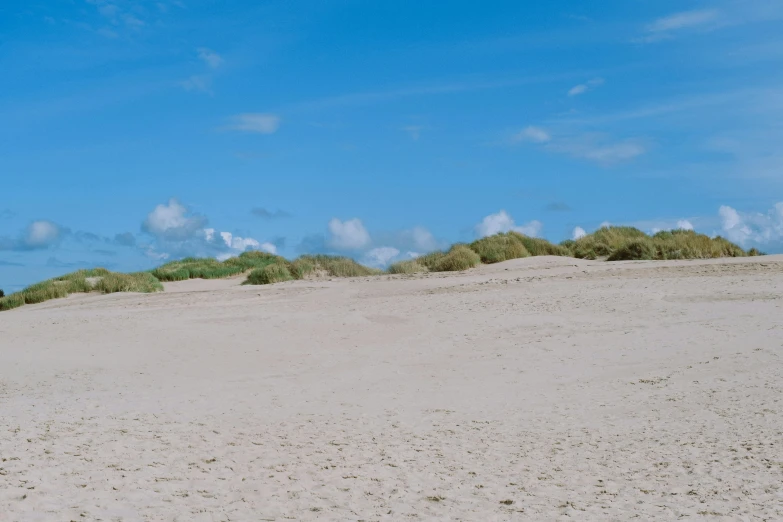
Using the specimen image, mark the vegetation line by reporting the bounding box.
[0,227,761,312]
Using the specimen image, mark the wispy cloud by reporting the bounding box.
[197,48,223,68]
[402,125,424,140]
[512,126,551,144]
[513,127,647,165]
[639,9,720,42]
[251,207,291,219]
[567,78,604,97]
[224,113,281,134]
[181,75,212,95]
[544,202,572,212]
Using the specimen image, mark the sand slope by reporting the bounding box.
[1,256,782,520]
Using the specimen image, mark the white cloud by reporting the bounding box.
[567,78,604,97]
[362,246,401,268]
[197,48,223,68]
[512,126,551,144]
[142,199,207,240]
[475,210,542,238]
[599,221,612,228]
[23,220,63,249]
[225,113,281,134]
[327,218,371,250]
[572,226,587,240]
[676,219,694,231]
[719,202,783,246]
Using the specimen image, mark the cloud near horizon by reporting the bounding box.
[0,220,66,251]
[475,210,542,238]
[141,199,276,260]
[327,218,371,251]
[719,202,783,248]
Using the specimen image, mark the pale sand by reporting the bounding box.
[1,255,782,521]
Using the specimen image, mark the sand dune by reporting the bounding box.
[1,255,782,520]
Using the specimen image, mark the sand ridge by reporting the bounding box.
[1,255,782,520]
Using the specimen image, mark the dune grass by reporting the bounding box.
[242,255,382,286]
[388,258,430,274]
[470,233,530,263]
[1,227,762,308]
[244,262,295,285]
[414,244,482,272]
[562,227,751,261]
[150,251,286,282]
[0,268,163,312]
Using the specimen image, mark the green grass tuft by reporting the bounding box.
[388,258,429,274]
[420,244,481,272]
[509,232,570,256]
[469,233,530,263]
[244,263,295,285]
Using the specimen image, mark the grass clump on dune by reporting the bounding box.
[388,258,430,274]
[597,229,750,261]
[296,255,382,278]
[0,268,162,312]
[470,233,530,263]
[509,232,570,257]
[241,254,381,285]
[151,251,286,282]
[568,226,648,259]
[419,244,481,272]
[244,263,295,285]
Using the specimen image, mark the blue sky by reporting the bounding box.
[2,0,783,291]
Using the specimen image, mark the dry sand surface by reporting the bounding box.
[1,255,783,521]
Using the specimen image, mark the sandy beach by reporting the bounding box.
[1,255,782,521]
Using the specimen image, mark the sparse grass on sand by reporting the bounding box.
[0,268,163,312]
[1,228,760,310]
